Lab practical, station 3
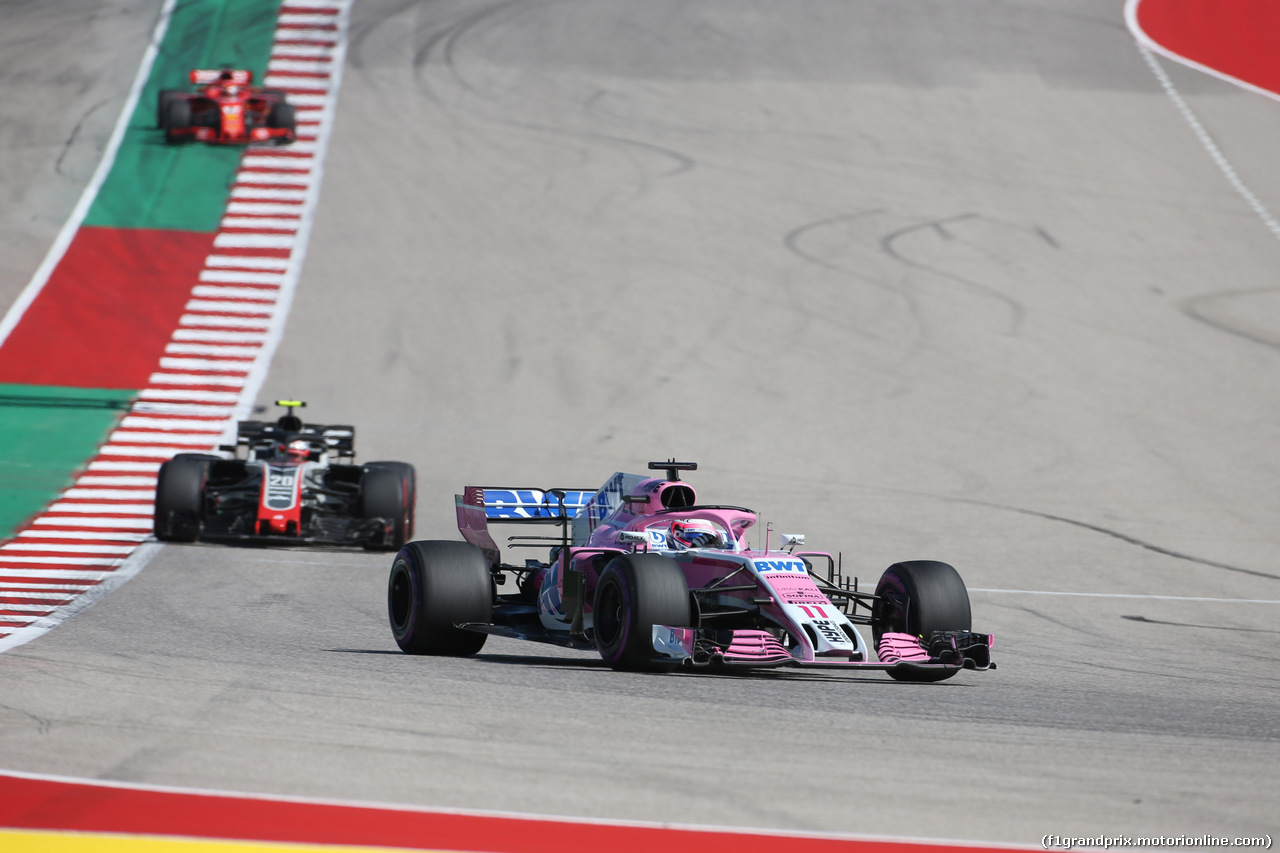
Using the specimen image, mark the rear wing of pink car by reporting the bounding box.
[455,487,594,564]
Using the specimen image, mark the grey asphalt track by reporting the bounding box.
[0,0,158,312]
[2,0,1279,847]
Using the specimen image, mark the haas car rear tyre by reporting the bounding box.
[873,560,971,682]
[388,541,490,656]
[153,454,214,542]
[593,554,691,673]
[360,462,415,550]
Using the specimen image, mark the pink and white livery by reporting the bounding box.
[387,461,995,682]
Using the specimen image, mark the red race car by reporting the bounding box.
[157,68,296,145]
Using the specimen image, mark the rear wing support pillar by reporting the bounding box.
[456,488,501,564]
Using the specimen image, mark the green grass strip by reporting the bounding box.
[0,385,137,539]
[83,0,283,232]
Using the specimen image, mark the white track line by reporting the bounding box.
[971,588,1280,605]
[1125,0,1280,106]
[0,0,180,348]
[0,768,1043,852]
[1124,0,1280,241]
[0,545,163,653]
[0,0,353,654]
[233,0,352,426]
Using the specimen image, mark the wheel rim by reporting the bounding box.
[596,578,624,653]
[872,574,910,645]
[388,562,414,635]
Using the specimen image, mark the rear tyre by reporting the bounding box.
[593,554,691,673]
[388,541,490,656]
[156,89,184,128]
[154,454,213,541]
[359,461,415,550]
[872,560,971,682]
[164,98,191,143]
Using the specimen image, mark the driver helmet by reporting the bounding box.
[668,518,722,550]
[285,439,310,461]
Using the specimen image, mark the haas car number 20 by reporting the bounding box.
[388,461,995,681]
[154,402,415,550]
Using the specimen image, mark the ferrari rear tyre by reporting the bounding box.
[154,454,212,542]
[593,554,691,673]
[164,98,191,143]
[360,461,415,550]
[872,560,971,682]
[388,541,490,656]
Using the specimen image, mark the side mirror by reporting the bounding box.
[780,533,806,552]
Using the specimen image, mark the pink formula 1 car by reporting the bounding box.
[157,68,296,145]
[388,461,994,681]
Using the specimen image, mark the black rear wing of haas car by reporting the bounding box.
[230,420,356,460]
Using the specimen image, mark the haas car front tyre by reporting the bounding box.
[153,454,213,542]
[388,541,490,656]
[593,554,691,673]
[872,560,972,682]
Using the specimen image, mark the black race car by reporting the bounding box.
[154,402,414,549]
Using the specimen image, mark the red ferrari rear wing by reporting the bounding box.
[190,68,253,85]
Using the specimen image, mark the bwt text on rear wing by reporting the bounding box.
[455,486,594,564]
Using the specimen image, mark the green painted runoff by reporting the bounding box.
[0,385,138,539]
[83,0,284,232]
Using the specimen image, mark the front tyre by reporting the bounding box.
[156,89,184,128]
[164,98,191,143]
[154,454,213,542]
[872,560,971,682]
[388,541,490,656]
[267,100,296,140]
[593,554,691,672]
